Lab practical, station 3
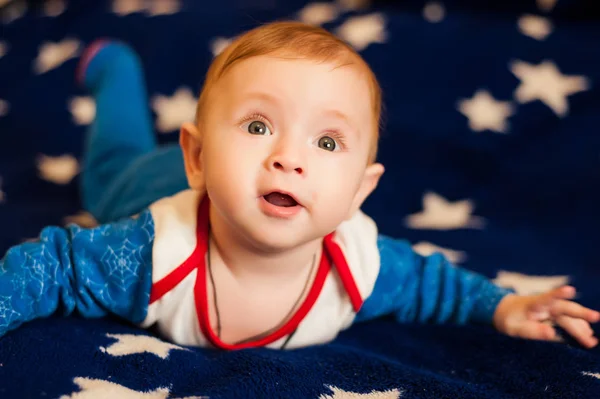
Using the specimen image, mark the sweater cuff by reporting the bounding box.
[470,280,515,325]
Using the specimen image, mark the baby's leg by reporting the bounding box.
[78,41,187,223]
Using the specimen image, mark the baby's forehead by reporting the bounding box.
[221,53,369,83]
[221,57,369,106]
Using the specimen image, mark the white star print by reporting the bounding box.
[147,0,180,16]
[518,15,553,40]
[37,154,79,185]
[405,192,486,230]
[336,0,370,11]
[457,89,514,133]
[59,377,206,399]
[320,385,402,399]
[423,2,445,23]
[69,96,96,125]
[1,0,27,24]
[298,2,340,26]
[537,0,557,12]
[43,0,66,17]
[493,271,569,295]
[0,41,8,58]
[210,37,233,57]
[152,87,197,133]
[34,39,81,74]
[510,60,590,117]
[335,13,387,51]
[0,99,9,117]
[412,241,467,264]
[101,334,189,359]
[112,0,145,15]
[582,371,600,379]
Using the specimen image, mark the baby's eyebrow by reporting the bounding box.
[321,109,352,126]
[241,92,281,105]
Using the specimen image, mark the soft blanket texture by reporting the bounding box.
[1,0,599,398]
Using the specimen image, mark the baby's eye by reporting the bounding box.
[317,136,337,152]
[246,120,272,136]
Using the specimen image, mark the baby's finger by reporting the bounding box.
[529,286,577,312]
[544,286,577,301]
[551,300,600,323]
[516,320,558,342]
[556,315,598,349]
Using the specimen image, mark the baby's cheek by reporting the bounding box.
[310,190,319,204]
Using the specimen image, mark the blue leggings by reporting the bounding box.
[80,42,189,223]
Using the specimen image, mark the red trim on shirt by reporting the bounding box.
[148,197,207,304]
[150,194,363,350]
[194,196,335,349]
[196,239,332,350]
[324,233,363,312]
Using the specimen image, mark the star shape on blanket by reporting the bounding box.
[59,377,206,399]
[152,87,197,133]
[36,154,79,185]
[493,271,569,296]
[536,0,557,12]
[337,0,371,11]
[210,37,234,57]
[69,96,96,125]
[33,39,81,74]
[423,2,445,23]
[1,0,27,24]
[100,333,189,359]
[147,0,180,16]
[582,371,600,379]
[112,0,145,15]
[43,0,66,17]
[404,192,486,230]
[320,385,402,399]
[518,14,553,41]
[298,2,340,26]
[412,241,467,264]
[510,60,589,117]
[335,13,387,51]
[457,89,514,133]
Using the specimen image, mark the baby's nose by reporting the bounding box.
[272,158,303,175]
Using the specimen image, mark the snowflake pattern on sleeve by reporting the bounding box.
[0,210,155,337]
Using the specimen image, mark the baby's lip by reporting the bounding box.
[261,189,304,207]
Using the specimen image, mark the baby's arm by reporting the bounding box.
[0,211,154,338]
[355,234,513,325]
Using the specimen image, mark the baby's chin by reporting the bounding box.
[246,227,312,253]
[240,222,324,254]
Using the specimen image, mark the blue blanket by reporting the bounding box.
[1,0,600,398]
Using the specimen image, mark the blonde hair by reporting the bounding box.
[195,21,382,164]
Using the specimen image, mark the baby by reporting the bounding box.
[0,21,598,350]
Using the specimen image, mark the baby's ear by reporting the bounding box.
[179,122,205,190]
[347,163,385,219]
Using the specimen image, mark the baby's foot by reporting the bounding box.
[76,40,139,90]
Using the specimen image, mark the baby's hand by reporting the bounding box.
[493,286,600,348]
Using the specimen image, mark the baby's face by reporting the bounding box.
[200,55,375,250]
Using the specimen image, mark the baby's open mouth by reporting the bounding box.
[263,192,299,207]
